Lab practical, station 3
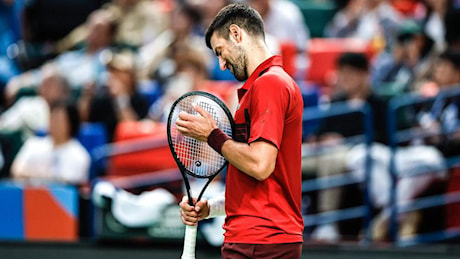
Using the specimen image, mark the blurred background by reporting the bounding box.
[1,0,460,258]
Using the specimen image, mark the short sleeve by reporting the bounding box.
[248,73,289,149]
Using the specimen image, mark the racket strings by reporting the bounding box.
[170,95,232,178]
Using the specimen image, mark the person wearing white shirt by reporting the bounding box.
[11,100,90,185]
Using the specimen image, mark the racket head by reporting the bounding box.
[167,91,235,179]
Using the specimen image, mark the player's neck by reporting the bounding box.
[246,42,272,78]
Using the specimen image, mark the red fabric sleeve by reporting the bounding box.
[248,73,290,149]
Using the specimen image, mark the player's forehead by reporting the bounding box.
[210,33,228,53]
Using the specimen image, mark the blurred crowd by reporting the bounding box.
[0,0,460,244]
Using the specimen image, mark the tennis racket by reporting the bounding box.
[167,91,234,259]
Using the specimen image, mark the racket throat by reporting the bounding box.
[184,179,194,206]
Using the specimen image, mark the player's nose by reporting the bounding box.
[218,57,227,71]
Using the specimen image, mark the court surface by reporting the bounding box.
[2,240,460,258]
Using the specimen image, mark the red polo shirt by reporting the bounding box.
[224,55,304,244]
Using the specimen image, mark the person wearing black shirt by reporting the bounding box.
[79,51,149,142]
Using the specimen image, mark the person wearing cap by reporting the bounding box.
[371,19,438,97]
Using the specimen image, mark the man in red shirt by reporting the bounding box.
[176,3,304,258]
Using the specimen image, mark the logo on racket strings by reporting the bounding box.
[195,161,202,167]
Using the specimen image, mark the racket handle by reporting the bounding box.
[181,224,198,259]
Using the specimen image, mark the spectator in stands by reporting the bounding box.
[304,52,388,242]
[324,0,366,38]
[5,9,116,104]
[0,64,70,178]
[79,51,149,142]
[148,47,238,122]
[415,50,460,158]
[371,19,437,97]
[366,50,460,241]
[148,47,209,122]
[136,3,207,82]
[55,0,169,52]
[11,100,90,185]
[316,53,389,144]
[325,0,403,52]
[247,0,310,79]
[0,64,70,142]
[416,0,453,52]
[305,53,446,242]
[247,0,310,52]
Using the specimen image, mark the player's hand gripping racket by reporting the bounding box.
[167,91,234,259]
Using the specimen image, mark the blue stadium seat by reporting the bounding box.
[78,122,108,180]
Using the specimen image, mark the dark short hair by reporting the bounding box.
[337,52,369,71]
[50,99,81,138]
[205,3,265,49]
[439,49,460,70]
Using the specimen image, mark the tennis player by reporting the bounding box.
[176,3,304,258]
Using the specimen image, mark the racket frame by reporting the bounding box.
[167,90,234,204]
[166,91,234,259]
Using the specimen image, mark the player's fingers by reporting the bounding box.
[179,196,200,210]
[175,118,189,128]
[176,125,191,137]
[178,111,191,120]
[180,210,198,226]
[181,215,197,226]
[195,198,207,212]
[192,103,210,118]
[180,208,199,224]
[178,111,200,122]
[180,207,198,218]
[179,197,195,211]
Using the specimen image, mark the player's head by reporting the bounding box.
[205,3,265,81]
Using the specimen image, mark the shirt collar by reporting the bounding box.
[237,55,283,101]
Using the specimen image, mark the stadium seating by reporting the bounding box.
[306,38,374,87]
[106,121,176,177]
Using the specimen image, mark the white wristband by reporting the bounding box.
[206,194,225,219]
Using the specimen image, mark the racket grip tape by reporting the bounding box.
[181,224,198,259]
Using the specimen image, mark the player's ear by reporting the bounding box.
[229,24,242,43]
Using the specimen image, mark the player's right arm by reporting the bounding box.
[221,139,278,181]
[177,104,278,182]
